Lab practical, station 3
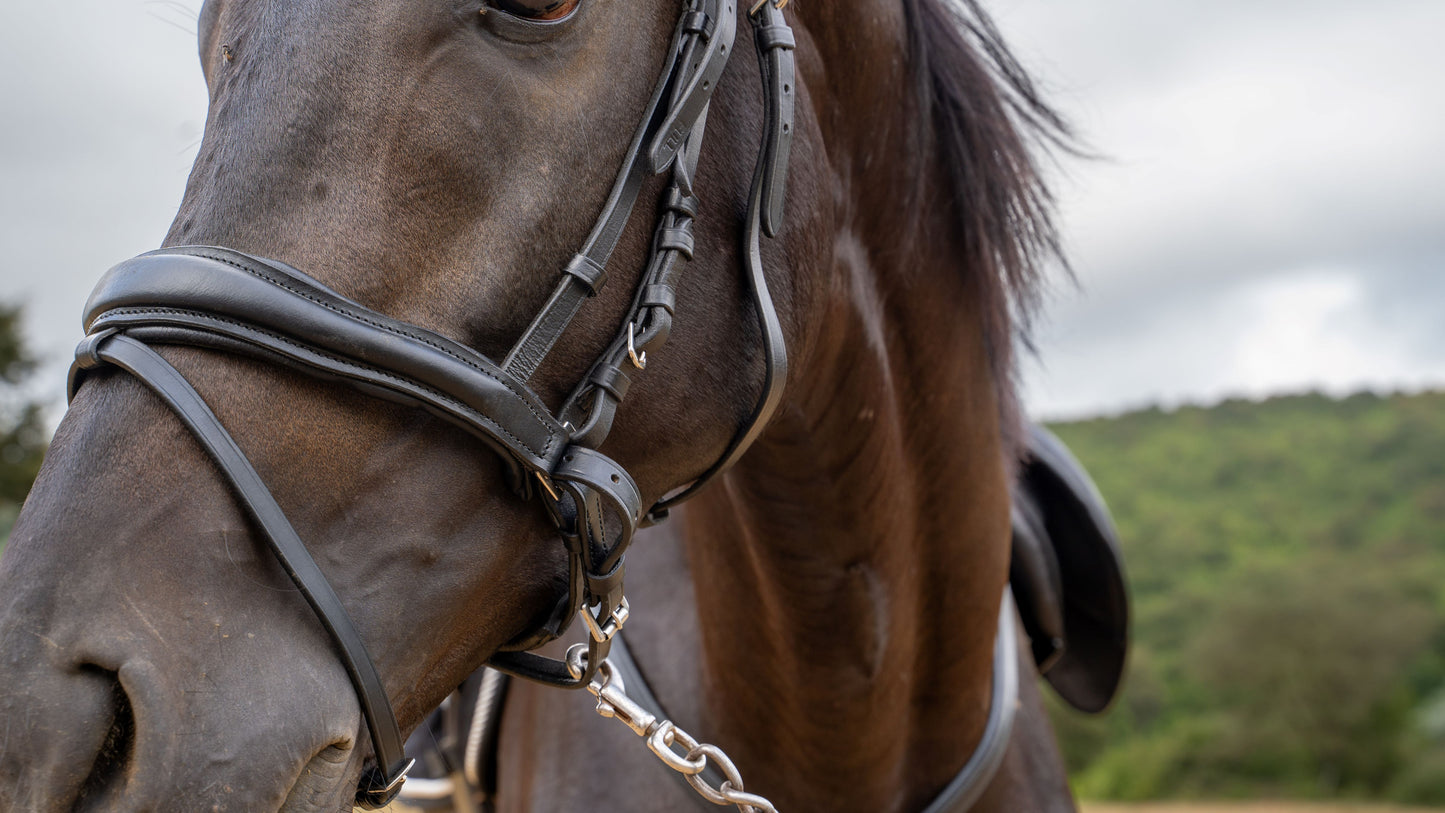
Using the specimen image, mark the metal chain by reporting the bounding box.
[565,645,779,813]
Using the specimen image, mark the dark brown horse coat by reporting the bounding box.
[0,1,1084,810]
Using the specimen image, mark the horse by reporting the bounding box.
[0,0,1123,810]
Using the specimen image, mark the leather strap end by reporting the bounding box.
[755,4,796,237]
[646,0,738,174]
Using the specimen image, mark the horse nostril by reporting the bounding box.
[75,665,136,802]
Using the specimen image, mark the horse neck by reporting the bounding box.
[679,8,1015,808]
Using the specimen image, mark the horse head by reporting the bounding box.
[0,0,1076,810]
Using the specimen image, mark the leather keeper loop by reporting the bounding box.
[585,559,626,605]
[663,188,700,218]
[74,328,117,371]
[642,284,677,315]
[564,254,608,295]
[658,227,695,259]
[756,23,797,52]
[682,11,710,37]
[589,364,632,401]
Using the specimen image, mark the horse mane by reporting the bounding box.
[902,0,1076,457]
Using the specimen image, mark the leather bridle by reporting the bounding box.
[69,0,795,806]
[68,1,1023,809]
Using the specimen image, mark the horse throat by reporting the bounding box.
[683,197,1014,813]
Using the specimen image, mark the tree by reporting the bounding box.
[1185,555,1438,794]
[0,305,47,507]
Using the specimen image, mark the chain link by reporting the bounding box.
[566,644,779,813]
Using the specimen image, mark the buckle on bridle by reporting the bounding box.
[582,596,630,643]
[534,471,561,502]
[749,0,788,16]
[627,322,647,370]
[354,757,416,809]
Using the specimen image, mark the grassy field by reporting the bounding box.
[1084,804,1445,813]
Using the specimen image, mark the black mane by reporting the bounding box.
[903,0,1076,452]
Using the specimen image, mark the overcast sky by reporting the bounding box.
[2,1,1442,422]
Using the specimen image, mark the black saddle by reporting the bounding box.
[1010,423,1129,713]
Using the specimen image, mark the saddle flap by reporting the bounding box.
[1011,423,1129,713]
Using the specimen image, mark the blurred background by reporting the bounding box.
[1,0,1442,808]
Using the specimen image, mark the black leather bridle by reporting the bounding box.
[67,1,796,807]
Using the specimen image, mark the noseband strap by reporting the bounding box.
[67,1,796,806]
[71,333,415,808]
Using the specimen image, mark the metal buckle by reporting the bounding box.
[534,471,561,502]
[380,759,416,794]
[749,0,788,16]
[627,323,647,370]
[355,758,416,809]
[582,596,630,643]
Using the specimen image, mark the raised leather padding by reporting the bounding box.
[1010,423,1129,713]
[83,247,565,473]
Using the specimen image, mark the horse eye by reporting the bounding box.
[491,0,580,19]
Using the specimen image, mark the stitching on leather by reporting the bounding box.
[100,307,551,462]
[172,248,559,456]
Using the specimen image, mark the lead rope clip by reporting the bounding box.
[565,648,779,813]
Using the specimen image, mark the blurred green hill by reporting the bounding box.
[1047,391,1445,804]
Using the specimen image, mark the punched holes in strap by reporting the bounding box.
[754,2,796,237]
[552,446,643,565]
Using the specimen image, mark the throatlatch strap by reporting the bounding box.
[647,1,795,522]
[71,333,413,809]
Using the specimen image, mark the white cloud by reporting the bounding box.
[1,0,1442,423]
[996,0,1445,417]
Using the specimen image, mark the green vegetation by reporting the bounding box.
[1047,392,1445,804]
[0,304,48,551]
